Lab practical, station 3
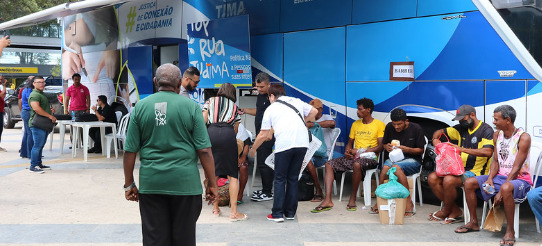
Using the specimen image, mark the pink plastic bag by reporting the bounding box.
[435,142,464,177]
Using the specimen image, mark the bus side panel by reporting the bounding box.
[250,34,283,83]
[417,0,477,17]
[352,0,417,24]
[280,0,352,33]
[485,80,526,130]
[122,46,154,99]
[284,27,347,154]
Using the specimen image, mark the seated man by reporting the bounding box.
[88,95,117,153]
[305,99,336,202]
[429,105,494,224]
[527,186,542,228]
[370,108,425,217]
[456,105,532,246]
[311,98,384,212]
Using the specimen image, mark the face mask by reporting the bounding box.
[459,117,474,129]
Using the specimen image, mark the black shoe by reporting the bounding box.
[94,148,102,154]
[88,148,96,153]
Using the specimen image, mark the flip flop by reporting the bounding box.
[346,204,357,211]
[310,195,324,202]
[499,238,516,246]
[230,213,248,222]
[212,209,221,217]
[311,205,332,213]
[368,206,379,214]
[428,211,444,221]
[454,225,480,233]
[237,200,244,205]
[442,215,464,224]
[404,211,416,217]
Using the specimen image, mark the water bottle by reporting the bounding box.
[482,183,495,194]
[71,111,75,121]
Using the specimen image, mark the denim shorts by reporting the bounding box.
[383,158,421,176]
[311,155,327,168]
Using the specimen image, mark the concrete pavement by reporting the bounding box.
[1,123,541,245]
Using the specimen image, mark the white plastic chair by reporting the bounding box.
[479,144,542,239]
[105,113,130,159]
[315,128,341,195]
[405,136,428,213]
[338,143,380,207]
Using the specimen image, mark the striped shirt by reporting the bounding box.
[445,121,494,176]
[202,96,240,126]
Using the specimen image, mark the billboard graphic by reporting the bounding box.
[187,15,252,88]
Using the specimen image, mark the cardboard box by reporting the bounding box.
[377,197,406,225]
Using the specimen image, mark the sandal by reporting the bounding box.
[311,205,332,213]
[310,194,324,202]
[442,215,464,224]
[212,209,221,217]
[499,238,515,246]
[404,211,416,217]
[454,225,480,233]
[230,213,248,222]
[368,205,379,214]
[428,211,445,221]
[346,204,357,211]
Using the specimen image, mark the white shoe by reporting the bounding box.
[0,147,6,152]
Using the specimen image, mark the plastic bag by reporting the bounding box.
[435,142,464,177]
[310,123,327,157]
[389,148,405,163]
[375,167,410,199]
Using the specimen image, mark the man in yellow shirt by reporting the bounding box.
[311,98,385,212]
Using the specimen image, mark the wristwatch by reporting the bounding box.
[123,182,136,191]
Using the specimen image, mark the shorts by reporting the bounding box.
[312,155,327,168]
[460,171,476,183]
[383,158,421,176]
[475,175,531,203]
[328,156,378,180]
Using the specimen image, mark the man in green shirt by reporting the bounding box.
[123,63,218,246]
[28,76,56,173]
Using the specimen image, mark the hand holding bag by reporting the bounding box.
[435,134,464,177]
[483,204,504,232]
[32,114,56,133]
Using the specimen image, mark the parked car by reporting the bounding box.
[3,77,64,128]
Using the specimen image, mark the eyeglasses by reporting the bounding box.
[186,77,200,84]
[34,81,45,84]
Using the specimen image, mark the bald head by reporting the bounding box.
[155,63,182,90]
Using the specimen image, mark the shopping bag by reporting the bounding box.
[435,142,464,176]
[310,123,328,157]
[483,204,504,232]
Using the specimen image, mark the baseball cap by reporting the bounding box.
[309,99,323,108]
[452,105,476,121]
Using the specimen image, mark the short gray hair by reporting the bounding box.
[255,72,270,84]
[155,63,181,88]
[494,105,516,123]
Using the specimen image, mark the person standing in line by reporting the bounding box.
[202,83,248,221]
[241,72,275,202]
[0,74,8,152]
[179,66,200,98]
[250,84,318,222]
[123,63,218,246]
[28,76,55,173]
[19,77,35,158]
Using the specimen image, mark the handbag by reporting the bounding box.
[435,134,464,177]
[32,114,56,132]
[310,122,328,157]
[483,204,504,232]
[275,99,312,142]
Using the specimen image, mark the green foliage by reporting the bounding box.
[50,58,61,77]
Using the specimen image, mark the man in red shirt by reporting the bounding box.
[64,73,90,115]
[0,35,10,152]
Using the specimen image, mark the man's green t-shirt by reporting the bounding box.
[28,90,51,128]
[124,91,211,196]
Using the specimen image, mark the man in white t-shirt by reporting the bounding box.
[249,84,317,222]
[305,99,336,202]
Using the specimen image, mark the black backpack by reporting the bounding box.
[298,170,315,201]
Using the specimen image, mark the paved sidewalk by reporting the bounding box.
[1,124,541,245]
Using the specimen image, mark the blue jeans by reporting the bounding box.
[272,147,307,218]
[20,109,34,158]
[30,127,48,168]
[527,186,542,223]
[383,158,421,176]
[0,112,3,143]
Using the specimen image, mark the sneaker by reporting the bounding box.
[88,148,96,153]
[267,214,284,222]
[285,215,296,220]
[251,193,273,202]
[29,167,44,174]
[252,189,263,197]
[39,165,51,170]
[0,147,6,152]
